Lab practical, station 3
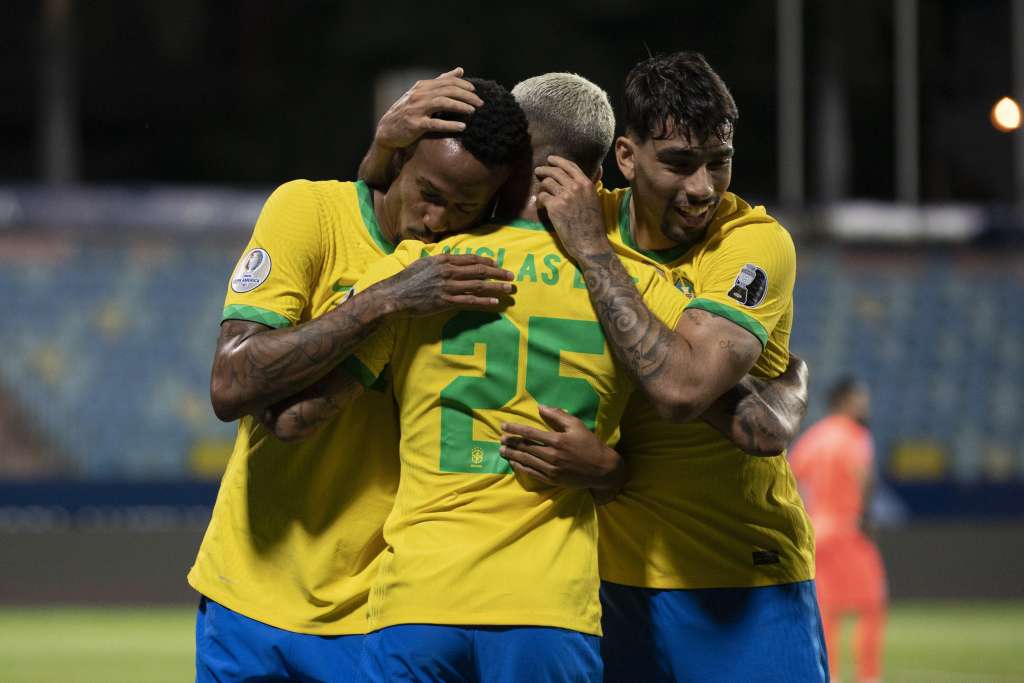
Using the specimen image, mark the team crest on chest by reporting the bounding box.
[728,264,768,308]
[674,275,696,299]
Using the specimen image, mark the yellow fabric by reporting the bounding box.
[345,221,688,635]
[188,179,401,635]
[597,186,815,589]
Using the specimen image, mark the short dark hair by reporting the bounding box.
[623,51,738,144]
[828,375,865,410]
[434,78,530,167]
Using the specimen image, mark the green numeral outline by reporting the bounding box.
[440,312,520,473]
[525,317,604,431]
[438,312,606,474]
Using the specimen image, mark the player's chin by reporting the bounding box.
[661,220,700,244]
[665,208,715,241]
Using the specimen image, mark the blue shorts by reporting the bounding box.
[194,596,364,682]
[360,624,602,683]
[600,580,829,683]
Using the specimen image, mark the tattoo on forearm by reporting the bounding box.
[288,392,339,429]
[212,294,381,418]
[736,398,786,452]
[718,338,747,365]
[270,390,344,439]
[578,252,677,382]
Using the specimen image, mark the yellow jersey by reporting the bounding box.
[343,219,689,635]
[188,179,401,634]
[597,187,815,589]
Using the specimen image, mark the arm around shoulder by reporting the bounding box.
[701,353,809,456]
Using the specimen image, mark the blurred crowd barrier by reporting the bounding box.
[0,187,1022,521]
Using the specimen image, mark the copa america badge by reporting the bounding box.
[231,248,272,293]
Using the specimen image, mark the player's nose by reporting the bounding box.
[422,206,448,234]
[682,165,714,203]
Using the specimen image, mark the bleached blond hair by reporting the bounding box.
[511,72,615,176]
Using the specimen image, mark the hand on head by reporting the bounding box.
[375,67,485,151]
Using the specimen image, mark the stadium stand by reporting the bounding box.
[1,225,1022,513]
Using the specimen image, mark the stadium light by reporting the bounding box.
[991,96,1022,132]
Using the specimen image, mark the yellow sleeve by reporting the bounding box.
[339,241,428,386]
[688,223,796,348]
[339,323,398,388]
[222,180,324,328]
[636,268,689,329]
[349,240,427,294]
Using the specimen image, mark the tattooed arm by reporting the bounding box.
[257,363,367,442]
[535,156,762,423]
[701,354,810,456]
[211,254,514,422]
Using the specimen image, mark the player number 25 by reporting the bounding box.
[439,311,604,474]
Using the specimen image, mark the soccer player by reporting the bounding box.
[352,65,811,679]
[280,71,687,683]
[530,52,827,681]
[360,82,811,476]
[791,377,886,683]
[188,74,528,682]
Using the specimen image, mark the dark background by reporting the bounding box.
[0,0,1017,203]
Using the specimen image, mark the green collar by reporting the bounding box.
[617,189,689,265]
[355,180,396,255]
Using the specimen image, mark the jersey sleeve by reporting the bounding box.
[688,223,796,348]
[222,180,324,328]
[636,268,689,329]
[338,242,428,387]
[349,240,425,294]
[340,321,399,388]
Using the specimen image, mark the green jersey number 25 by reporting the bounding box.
[439,311,605,474]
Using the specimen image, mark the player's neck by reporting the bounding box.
[630,197,677,250]
[373,188,402,246]
[515,183,543,224]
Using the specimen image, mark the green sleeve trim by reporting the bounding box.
[340,354,380,388]
[617,189,689,264]
[355,180,395,255]
[686,297,769,348]
[222,304,292,329]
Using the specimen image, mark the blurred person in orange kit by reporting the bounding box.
[790,376,887,683]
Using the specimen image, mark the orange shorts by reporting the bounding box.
[814,530,886,611]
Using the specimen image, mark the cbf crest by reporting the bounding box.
[673,275,696,299]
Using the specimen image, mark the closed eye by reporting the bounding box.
[422,191,447,206]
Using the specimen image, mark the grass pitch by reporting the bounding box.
[0,602,1021,682]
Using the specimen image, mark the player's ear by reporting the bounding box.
[615,136,636,183]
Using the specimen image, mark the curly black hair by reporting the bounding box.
[433,77,530,167]
[624,52,738,144]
